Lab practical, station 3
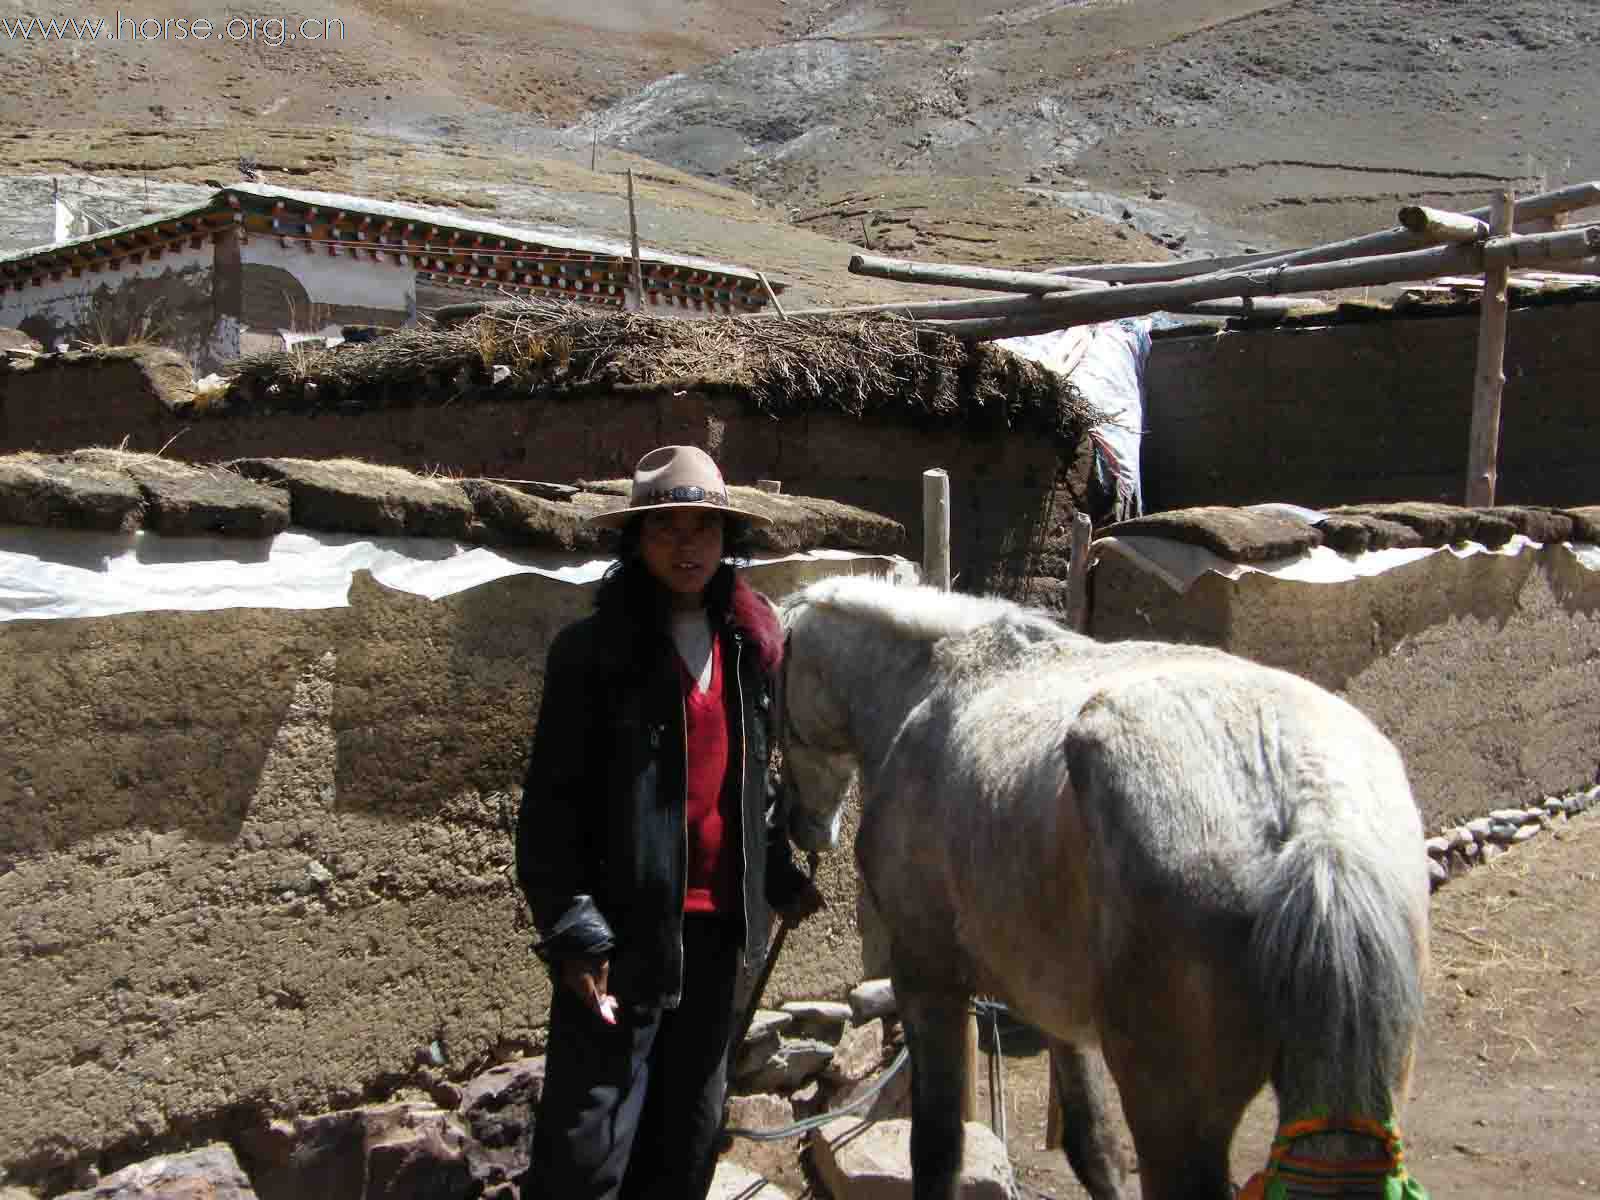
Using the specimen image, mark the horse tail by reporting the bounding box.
[1249,823,1426,1120]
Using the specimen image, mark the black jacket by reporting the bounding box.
[515,579,806,1009]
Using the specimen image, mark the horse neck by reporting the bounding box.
[818,613,936,760]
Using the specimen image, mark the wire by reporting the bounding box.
[724,1045,910,1142]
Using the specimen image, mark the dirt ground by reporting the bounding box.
[732,805,1599,1198]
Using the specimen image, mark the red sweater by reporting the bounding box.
[680,636,737,913]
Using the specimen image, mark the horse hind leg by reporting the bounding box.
[895,985,971,1200]
[1099,951,1272,1200]
[1047,1039,1134,1200]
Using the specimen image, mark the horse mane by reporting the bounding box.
[788,575,1068,646]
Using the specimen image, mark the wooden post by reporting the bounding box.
[1045,1060,1063,1149]
[1466,190,1514,506]
[625,170,646,313]
[1067,511,1093,632]
[920,467,974,1116]
[756,271,788,320]
[922,468,951,591]
[755,479,782,494]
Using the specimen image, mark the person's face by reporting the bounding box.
[639,508,725,607]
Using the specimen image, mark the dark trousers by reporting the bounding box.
[526,915,743,1200]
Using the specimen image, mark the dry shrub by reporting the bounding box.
[217,300,1102,443]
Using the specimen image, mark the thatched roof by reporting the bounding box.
[1102,502,1593,563]
[205,301,1101,445]
[0,450,906,555]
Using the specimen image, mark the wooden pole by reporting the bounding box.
[1039,180,1600,284]
[916,225,1600,340]
[849,252,1111,294]
[1398,205,1490,243]
[626,170,646,313]
[922,468,951,591]
[1067,511,1093,633]
[919,467,973,1116]
[756,271,788,319]
[1466,190,1514,507]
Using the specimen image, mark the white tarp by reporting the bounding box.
[1096,529,1600,595]
[0,526,908,622]
[997,319,1152,520]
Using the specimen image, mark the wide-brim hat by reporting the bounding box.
[588,445,774,528]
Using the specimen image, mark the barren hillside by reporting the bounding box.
[3,0,1593,290]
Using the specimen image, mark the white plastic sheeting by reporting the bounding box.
[1096,530,1600,596]
[996,319,1152,520]
[0,526,907,622]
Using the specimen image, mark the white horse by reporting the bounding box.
[777,576,1430,1200]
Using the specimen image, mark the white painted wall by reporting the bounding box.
[0,243,212,347]
[240,237,415,318]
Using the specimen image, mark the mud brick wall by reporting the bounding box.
[1090,540,1600,831]
[0,553,894,1185]
[1143,301,1600,512]
[0,376,1086,608]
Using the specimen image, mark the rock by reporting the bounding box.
[459,478,599,552]
[830,1048,913,1121]
[1489,807,1539,825]
[709,1161,792,1200]
[1511,824,1541,844]
[826,1018,885,1086]
[1424,836,1450,857]
[739,1037,835,1094]
[1448,826,1475,850]
[850,979,898,1024]
[456,1056,544,1186]
[1315,514,1423,553]
[1480,506,1575,544]
[1100,506,1322,564]
[726,1093,795,1135]
[0,453,145,532]
[1459,839,1482,861]
[1428,858,1449,889]
[811,1117,1013,1200]
[239,1101,476,1200]
[791,1080,824,1117]
[1466,817,1493,840]
[230,456,476,539]
[68,449,290,538]
[781,1000,853,1044]
[734,1010,794,1079]
[1561,506,1600,542]
[1486,821,1521,844]
[56,1144,256,1200]
[1543,797,1570,814]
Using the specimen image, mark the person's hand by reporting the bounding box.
[561,956,618,1024]
[779,878,825,925]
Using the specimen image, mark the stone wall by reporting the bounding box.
[1089,539,1600,831]
[0,554,890,1188]
[1143,300,1600,512]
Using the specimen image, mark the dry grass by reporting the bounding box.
[219,300,1102,443]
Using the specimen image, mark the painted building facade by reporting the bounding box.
[0,182,784,373]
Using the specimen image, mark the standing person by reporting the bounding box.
[516,445,823,1200]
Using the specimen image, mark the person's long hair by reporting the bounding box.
[595,512,756,635]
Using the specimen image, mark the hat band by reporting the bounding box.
[635,484,729,507]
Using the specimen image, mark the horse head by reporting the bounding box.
[776,594,859,853]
